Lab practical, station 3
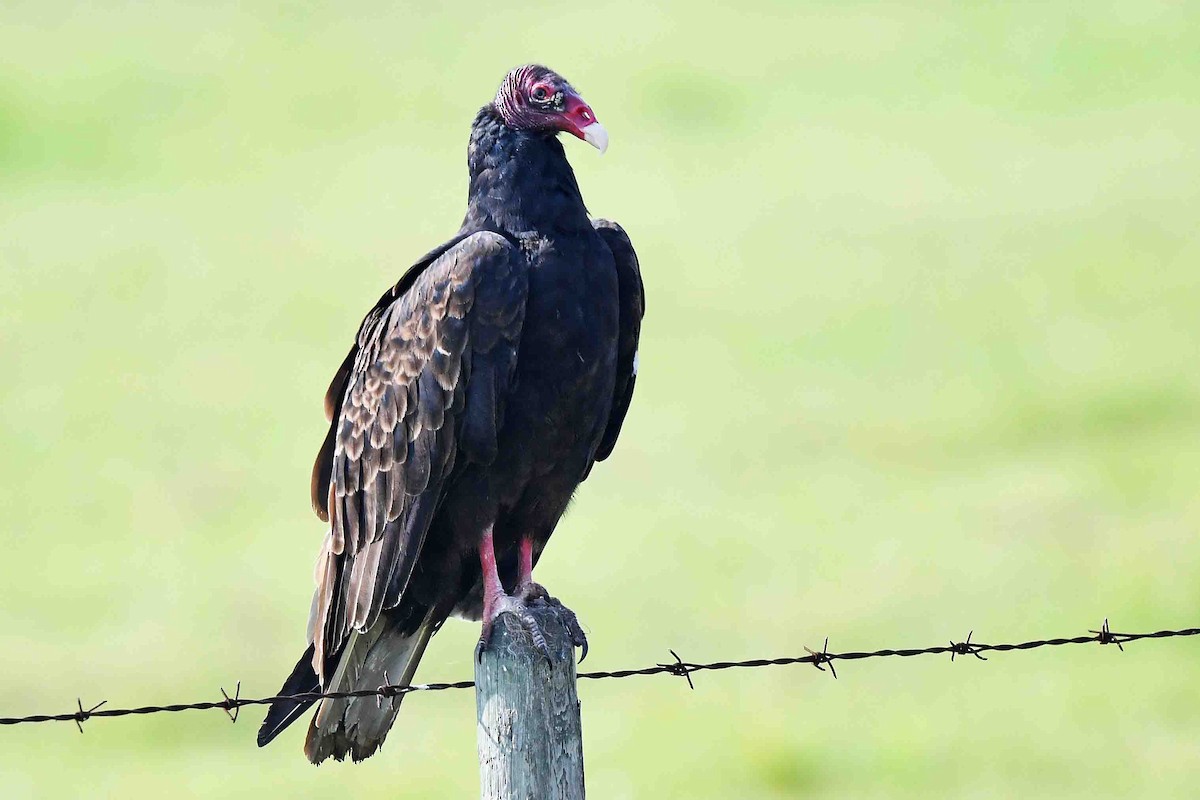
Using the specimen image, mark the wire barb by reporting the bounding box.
[73,699,106,733]
[656,649,695,689]
[3,620,1198,729]
[1090,618,1126,652]
[804,637,837,679]
[376,671,400,711]
[949,630,987,662]
[219,682,241,723]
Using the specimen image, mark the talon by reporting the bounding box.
[548,599,589,662]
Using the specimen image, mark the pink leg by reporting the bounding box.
[518,536,535,588]
[479,526,506,622]
[474,529,588,663]
[476,526,547,662]
[516,534,587,661]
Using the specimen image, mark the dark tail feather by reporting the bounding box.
[257,644,321,747]
[304,609,438,764]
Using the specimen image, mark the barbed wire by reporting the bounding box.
[1,619,1196,730]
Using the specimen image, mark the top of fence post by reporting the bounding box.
[475,604,586,800]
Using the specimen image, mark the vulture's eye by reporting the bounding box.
[531,85,550,102]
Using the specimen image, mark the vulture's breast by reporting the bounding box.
[504,232,621,468]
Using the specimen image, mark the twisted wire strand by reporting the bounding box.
[2,621,1195,729]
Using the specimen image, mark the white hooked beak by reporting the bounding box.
[580,122,609,155]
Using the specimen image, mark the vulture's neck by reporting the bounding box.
[461,106,592,237]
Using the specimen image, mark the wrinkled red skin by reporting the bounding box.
[493,64,599,142]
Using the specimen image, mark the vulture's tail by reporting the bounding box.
[257,643,321,748]
[302,608,439,764]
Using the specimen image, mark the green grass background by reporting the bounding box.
[2,1,1199,797]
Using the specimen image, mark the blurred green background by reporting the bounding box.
[2,1,1199,797]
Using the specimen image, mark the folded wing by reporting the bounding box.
[307,231,527,681]
[591,220,645,464]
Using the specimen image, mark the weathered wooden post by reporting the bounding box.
[475,604,585,800]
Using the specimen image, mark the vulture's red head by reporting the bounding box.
[493,64,608,154]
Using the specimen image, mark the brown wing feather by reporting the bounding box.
[308,231,527,680]
[310,232,478,522]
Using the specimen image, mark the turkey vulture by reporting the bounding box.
[257,64,644,764]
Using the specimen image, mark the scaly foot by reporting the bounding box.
[520,583,588,663]
[474,585,588,664]
[474,528,588,663]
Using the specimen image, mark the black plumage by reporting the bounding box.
[257,64,644,763]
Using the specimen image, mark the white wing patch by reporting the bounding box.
[632,351,639,376]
